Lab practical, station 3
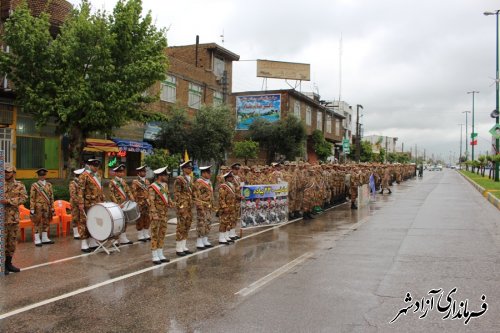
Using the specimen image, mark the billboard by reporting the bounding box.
[257,59,311,81]
[241,183,289,228]
[236,94,281,130]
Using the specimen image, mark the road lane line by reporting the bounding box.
[21,223,220,271]
[235,252,314,297]
[0,217,304,320]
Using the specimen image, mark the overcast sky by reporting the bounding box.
[69,0,500,162]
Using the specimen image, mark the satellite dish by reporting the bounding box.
[490,109,499,118]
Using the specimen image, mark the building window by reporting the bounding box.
[306,106,312,126]
[214,56,225,78]
[213,91,224,106]
[160,75,176,103]
[317,112,322,130]
[326,116,332,133]
[335,119,340,135]
[188,82,203,109]
[294,101,301,118]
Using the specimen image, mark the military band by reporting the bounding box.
[2,158,416,272]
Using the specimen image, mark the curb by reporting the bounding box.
[459,172,500,210]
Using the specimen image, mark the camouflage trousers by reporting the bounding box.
[150,218,167,250]
[350,186,358,203]
[71,206,83,228]
[78,206,93,240]
[176,208,193,241]
[231,204,241,229]
[32,207,51,234]
[196,208,211,237]
[135,205,151,231]
[218,209,233,232]
[5,223,19,256]
[303,189,315,212]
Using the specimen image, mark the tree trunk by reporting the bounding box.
[66,126,85,180]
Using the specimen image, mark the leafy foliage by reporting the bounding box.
[0,0,168,173]
[155,105,192,154]
[312,129,333,162]
[233,140,259,165]
[142,149,181,172]
[249,115,306,164]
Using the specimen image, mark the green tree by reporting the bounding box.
[249,115,306,164]
[233,140,259,165]
[348,140,373,162]
[312,129,333,162]
[0,0,168,174]
[155,105,192,154]
[190,104,235,164]
[142,149,181,172]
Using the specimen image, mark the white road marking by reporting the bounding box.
[0,218,303,320]
[20,223,220,271]
[235,252,314,297]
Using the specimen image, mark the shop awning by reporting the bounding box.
[84,138,119,152]
[112,138,153,154]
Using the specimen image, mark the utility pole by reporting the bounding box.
[462,111,471,160]
[458,123,464,167]
[467,91,479,160]
[356,104,363,163]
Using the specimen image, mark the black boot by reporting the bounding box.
[388,189,392,194]
[6,256,20,273]
[351,202,358,210]
[379,189,384,194]
[289,212,294,220]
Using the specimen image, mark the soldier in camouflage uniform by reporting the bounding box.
[148,167,171,265]
[174,160,194,256]
[229,163,244,241]
[302,168,317,219]
[193,165,215,249]
[69,168,85,239]
[109,164,134,245]
[30,168,55,246]
[380,166,392,194]
[78,158,105,252]
[217,171,236,244]
[131,165,151,242]
[350,167,359,209]
[2,164,27,274]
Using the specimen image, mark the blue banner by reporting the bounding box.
[236,94,281,130]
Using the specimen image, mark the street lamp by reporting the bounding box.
[458,123,464,167]
[484,10,500,181]
[356,104,363,163]
[462,111,471,160]
[467,91,479,161]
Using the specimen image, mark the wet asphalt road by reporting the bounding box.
[1,170,499,332]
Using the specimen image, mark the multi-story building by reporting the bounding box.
[363,135,399,154]
[0,0,72,179]
[231,89,345,163]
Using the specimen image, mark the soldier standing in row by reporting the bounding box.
[69,168,85,239]
[131,165,151,242]
[2,164,28,274]
[108,164,134,245]
[380,167,392,194]
[78,158,104,253]
[229,163,243,241]
[30,168,55,247]
[218,171,236,244]
[148,167,171,265]
[174,160,194,256]
[193,165,214,249]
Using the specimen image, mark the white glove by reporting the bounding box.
[30,209,35,215]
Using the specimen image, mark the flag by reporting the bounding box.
[470,140,478,146]
[184,149,190,162]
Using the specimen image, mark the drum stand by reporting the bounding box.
[94,238,121,255]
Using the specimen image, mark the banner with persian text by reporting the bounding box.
[240,183,288,228]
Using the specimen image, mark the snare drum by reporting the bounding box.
[122,201,141,223]
[86,202,125,241]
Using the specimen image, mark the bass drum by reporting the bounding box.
[86,202,125,241]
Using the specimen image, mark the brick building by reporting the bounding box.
[0,0,71,178]
[231,89,345,163]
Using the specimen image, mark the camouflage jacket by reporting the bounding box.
[193,178,214,210]
[78,170,105,210]
[131,177,150,208]
[148,182,169,220]
[174,175,193,210]
[30,180,54,211]
[4,179,27,224]
[218,181,236,212]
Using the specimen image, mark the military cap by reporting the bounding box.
[231,163,241,169]
[36,168,48,175]
[136,165,147,171]
[199,165,212,172]
[153,166,170,176]
[87,158,102,166]
[73,168,85,175]
[223,171,233,178]
[112,164,126,172]
[4,163,16,173]
[180,160,193,169]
